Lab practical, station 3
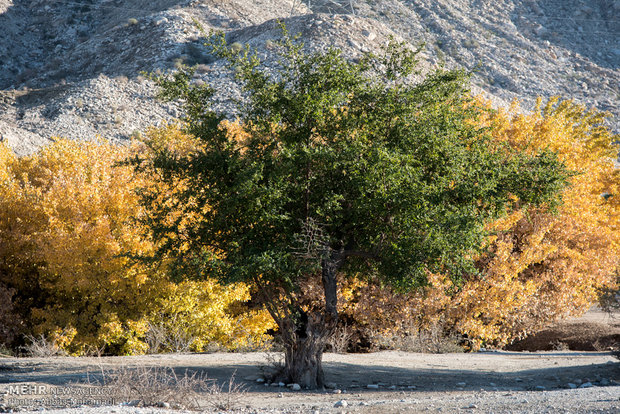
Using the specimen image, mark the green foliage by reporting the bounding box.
[139,24,569,292]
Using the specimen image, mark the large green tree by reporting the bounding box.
[134,25,569,388]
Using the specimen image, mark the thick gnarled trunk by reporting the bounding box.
[281,254,342,389]
[283,313,332,389]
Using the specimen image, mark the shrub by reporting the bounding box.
[0,130,274,355]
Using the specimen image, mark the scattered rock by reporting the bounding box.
[534,25,548,36]
[361,30,376,41]
[334,400,348,408]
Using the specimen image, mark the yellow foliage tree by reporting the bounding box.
[448,98,619,346]
[0,128,274,355]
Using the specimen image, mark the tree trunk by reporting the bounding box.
[282,254,342,389]
[283,313,331,389]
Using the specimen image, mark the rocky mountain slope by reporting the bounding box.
[0,0,618,155]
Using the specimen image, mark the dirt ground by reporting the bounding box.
[0,308,618,413]
[507,308,620,352]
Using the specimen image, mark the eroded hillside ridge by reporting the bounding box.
[0,0,618,155]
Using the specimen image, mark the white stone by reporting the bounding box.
[334,400,348,408]
[154,17,168,26]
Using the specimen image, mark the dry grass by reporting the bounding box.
[370,324,464,354]
[20,334,67,357]
[207,371,248,411]
[144,318,195,354]
[86,363,246,411]
[326,323,354,354]
[259,352,286,383]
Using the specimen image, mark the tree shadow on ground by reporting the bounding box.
[1,353,617,394]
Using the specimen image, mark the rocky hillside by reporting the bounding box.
[0,0,618,155]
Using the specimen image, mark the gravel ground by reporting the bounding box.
[8,387,620,413]
[1,350,618,413]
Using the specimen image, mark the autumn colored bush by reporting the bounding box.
[0,129,274,355]
[340,98,619,349]
[452,98,619,346]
